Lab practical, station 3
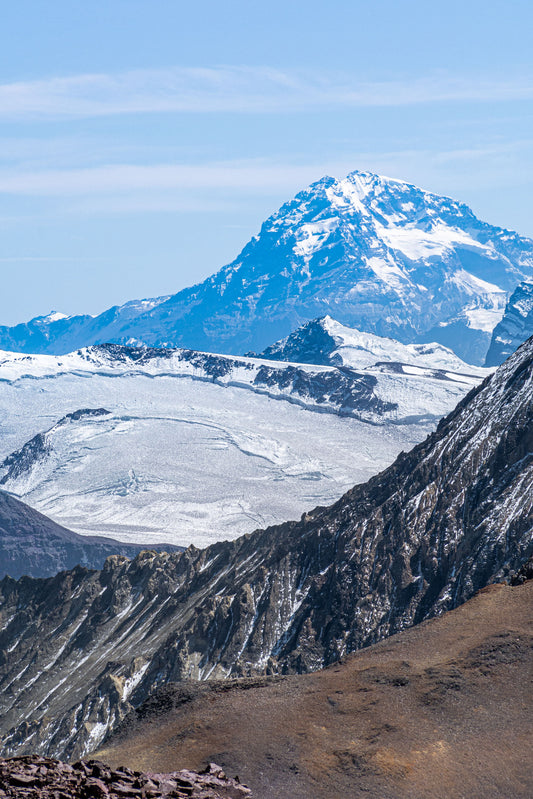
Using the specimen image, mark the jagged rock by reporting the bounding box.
[258,315,488,374]
[96,581,533,799]
[510,556,533,585]
[259,317,339,365]
[0,409,110,485]
[0,491,180,580]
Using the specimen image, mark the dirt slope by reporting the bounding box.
[96,580,533,799]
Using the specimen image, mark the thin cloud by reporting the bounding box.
[0,161,323,195]
[0,141,532,201]
[0,66,531,119]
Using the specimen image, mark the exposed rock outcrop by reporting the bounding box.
[96,580,533,799]
[0,409,111,485]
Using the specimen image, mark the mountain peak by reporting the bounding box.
[35,311,70,324]
[260,314,490,374]
[1,171,532,364]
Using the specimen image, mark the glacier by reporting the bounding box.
[0,338,490,548]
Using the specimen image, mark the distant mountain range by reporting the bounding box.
[0,335,487,548]
[2,171,533,364]
[1,333,530,760]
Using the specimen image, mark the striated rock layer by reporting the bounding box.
[96,580,533,799]
[0,336,532,759]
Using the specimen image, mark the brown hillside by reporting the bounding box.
[96,580,533,799]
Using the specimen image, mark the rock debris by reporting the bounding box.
[0,756,251,798]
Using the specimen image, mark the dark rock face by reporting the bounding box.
[0,491,180,579]
[0,338,532,759]
[0,756,250,798]
[252,363,395,416]
[0,409,111,485]
[486,281,533,366]
[0,433,50,485]
[95,581,533,799]
[259,317,338,365]
[510,556,533,585]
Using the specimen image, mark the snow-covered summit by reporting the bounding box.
[38,311,70,324]
[1,170,532,363]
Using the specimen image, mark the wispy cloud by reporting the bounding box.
[0,66,532,120]
[0,139,532,203]
[0,160,327,195]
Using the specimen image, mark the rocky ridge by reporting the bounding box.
[0,757,250,798]
[0,343,402,425]
[485,280,533,365]
[1,171,532,363]
[0,490,179,580]
[0,336,532,759]
[0,409,111,486]
[96,580,533,799]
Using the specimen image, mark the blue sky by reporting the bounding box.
[1,0,532,325]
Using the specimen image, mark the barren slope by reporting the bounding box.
[97,580,533,799]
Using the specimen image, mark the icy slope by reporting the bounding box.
[1,171,532,363]
[0,343,488,548]
[485,281,533,365]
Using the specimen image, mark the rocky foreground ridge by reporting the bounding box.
[95,580,533,799]
[0,757,250,798]
[0,336,532,759]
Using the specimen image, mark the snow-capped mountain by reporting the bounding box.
[1,333,530,760]
[0,297,170,355]
[2,171,532,364]
[485,281,533,366]
[0,341,488,548]
[259,314,486,372]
